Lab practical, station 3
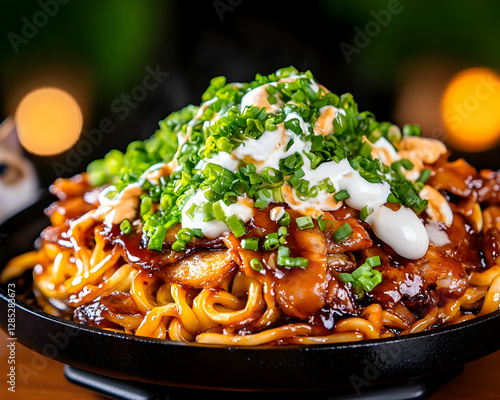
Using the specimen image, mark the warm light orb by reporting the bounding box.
[15,87,82,156]
[441,68,500,152]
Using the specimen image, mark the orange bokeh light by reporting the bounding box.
[441,68,500,152]
[15,87,82,156]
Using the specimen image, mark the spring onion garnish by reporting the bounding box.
[225,214,247,238]
[332,223,353,243]
[277,246,308,269]
[250,258,263,271]
[140,196,152,217]
[263,233,280,251]
[171,240,186,252]
[87,66,429,253]
[177,228,194,243]
[278,226,288,244]
[241,237,259,251]
[334,190,350,201]
[278,211,291,226]
[359,205,374,221]
[119,219,133,235]
[340,256,383,299]
[148,226,167,251]
[414,168,432,193]
[316,214,333,231]
[296,216,314,230]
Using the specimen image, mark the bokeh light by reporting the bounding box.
[441,68,500,152]
[15,88,82,156]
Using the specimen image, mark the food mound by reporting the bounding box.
[3,67,500,345]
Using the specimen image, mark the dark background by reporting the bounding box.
[1,0,500,187]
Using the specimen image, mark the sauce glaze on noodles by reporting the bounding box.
[2,67,500,345]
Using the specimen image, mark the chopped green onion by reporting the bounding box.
[387,193,399,204]
[192,228,203,238]
[263,233,279,251]
[241,237,259,251]
[119,219,133,235]
[359,205,374,221]
[148,226,167,251]
[400,158,414,170]
[365,256,381,267]
[402,124,422,137]
[316,214,333,231]
[359,142,373,158]
[339,256,382,296]
[172,240,186,252]
[417,168,431,184]
[277,245,290,260]
[387,124,402,143]
[213,200,227,221]
[333,223,353,243]
[296,216,314,230]
[140,196,152,216]
[177,228,194,243]
[281,256,308,268]
[225,214,247,237]
[261,167,283,184]
[276,246,308,269]
[278,226,288,238]
[368,128,382,143]
[250,258,263,271]
[334,190,350,201]
[339,272,354,282]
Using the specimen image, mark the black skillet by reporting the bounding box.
[0,192,499,392]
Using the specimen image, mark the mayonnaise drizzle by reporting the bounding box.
[182,190,254,239]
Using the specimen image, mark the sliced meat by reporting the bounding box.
[156,250,236,289]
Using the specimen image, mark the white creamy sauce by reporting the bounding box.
[366,205,429,259]
[425,220,451,247]
[419,185,454,227]
[181,190,254,239]
[314,105,337,136]
[198,150,240,172]
[371,137,399,166]
[98,182,143,225]
[270,206,285,222]
[240,83,281,113]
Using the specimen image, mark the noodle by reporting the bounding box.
[2,66,500,346]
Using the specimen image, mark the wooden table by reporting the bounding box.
[1,329,499,399]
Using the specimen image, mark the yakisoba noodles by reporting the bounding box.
[3,67,500,346]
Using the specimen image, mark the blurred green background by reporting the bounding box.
[1,0,499,186]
